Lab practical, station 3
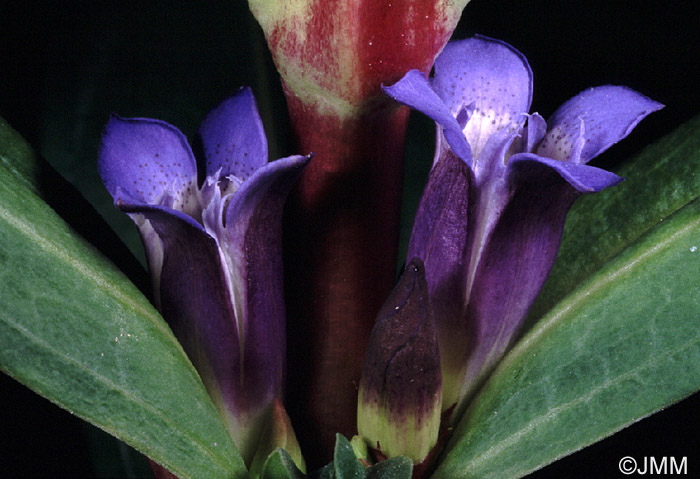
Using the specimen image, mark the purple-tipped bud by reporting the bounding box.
[357,259,442,463]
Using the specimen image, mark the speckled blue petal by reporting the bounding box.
[383,70,472,166]
[400,35,663,422]
[98,115,199,216]
[198,87,268,181]
[536,85,664,164]
[432,35,533,161]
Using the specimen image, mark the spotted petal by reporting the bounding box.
[99,116,202,294]
[536,85,664,164]
[199,87,268,181]
[383,70,472,165]
[432,35,533,162]
[99,116,199,216]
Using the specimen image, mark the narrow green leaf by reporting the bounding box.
[261,449,305,479]
[0,117,42,194]
[366,457,412,479]
[434,197,700,478]
[529,114,700,323]
[0,120,247,479]
[334,434,365,479]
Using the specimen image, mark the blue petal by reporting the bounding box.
[221,153,310,348]
[509,153,623,192]
[407,151,473,411]
[198,87,269,181]
[536,85,664,164]
[99,115,199,215]
[383,70,472,166]
[521,113,547,153]
[120,201,282,463]
[459,165,579,406]
[454,151,621,407]
[225,154,310,236]
[432,35,533,161]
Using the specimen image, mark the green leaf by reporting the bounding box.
[528,114,700,324]
[366,457,412,479]
[0,118,247,478]
[261,449,305,479]
[312,463,335,479]
[434,193,700,478]
[333,434,365,479]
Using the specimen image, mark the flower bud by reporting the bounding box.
[357,259,442,463]
[249,399,306,479]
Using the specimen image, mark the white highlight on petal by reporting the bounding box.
[201,171,247,369]
[536,116,586,164]
[129,212,164,308]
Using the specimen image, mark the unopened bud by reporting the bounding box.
[249,399,306,478]
[357,259,442,463]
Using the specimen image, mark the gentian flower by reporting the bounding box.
[99,87,309,464]
[383,35,663,418]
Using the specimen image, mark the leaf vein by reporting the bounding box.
[1,312,229,471]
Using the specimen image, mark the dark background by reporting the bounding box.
[1,1,699,477]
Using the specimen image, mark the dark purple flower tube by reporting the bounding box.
[357,259,442,463]
[383,35,663,418]
[99,88,309,463]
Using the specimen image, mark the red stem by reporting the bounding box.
[283,91,410,465]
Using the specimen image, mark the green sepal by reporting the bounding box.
[311,463,335,479]
[350,435,370,464]
[334,434,366,479]
[250,399,307,478]
[260,448,305,479]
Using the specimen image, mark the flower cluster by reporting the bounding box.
[100,29,661,476]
